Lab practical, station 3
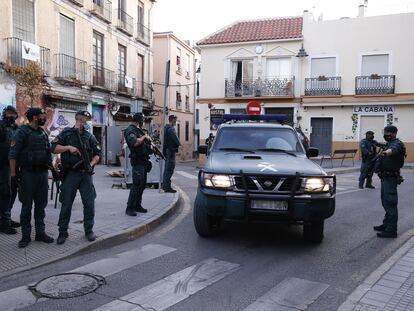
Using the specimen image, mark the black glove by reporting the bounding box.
[10,176,19,190]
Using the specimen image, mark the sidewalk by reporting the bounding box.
[339,234,414,311]
[0,165,180,278]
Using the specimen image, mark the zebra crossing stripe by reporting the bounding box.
[242,277,329,311]
[94,258,240,311]
[0,244,176,311]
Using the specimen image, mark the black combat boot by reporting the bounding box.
[85,231,96,242]
[57,232,69,245]
[373,224,386,232]
[136,206,148,213]
[11,220,21,228]
[18,236,31,248]
[0,225,17,235]
[35,233,54,243]
[126,209,137,216]
[377,231,397,238]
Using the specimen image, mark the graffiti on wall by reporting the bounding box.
[48,110,75,138]
[0,69,17,114]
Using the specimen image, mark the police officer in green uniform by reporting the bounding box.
[0,106,19,234]
[52,110,101,244]
[162,115,180,193]
[374,125,406,238]
[124,113,152,216]
[9,108,54,248]
[358,130,378,189]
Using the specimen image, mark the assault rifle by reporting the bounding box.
[73,129,94,175]
[368,146,386,174]
[137,127,166,160]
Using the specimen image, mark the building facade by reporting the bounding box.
[300,8,414,160]
[198,9,414,161]
[153,32,196,160]
[197,17,304,144]
[0,0,155,163]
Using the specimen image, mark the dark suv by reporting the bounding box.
[195,116,335,243]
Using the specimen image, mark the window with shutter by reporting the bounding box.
[12,0,35,43]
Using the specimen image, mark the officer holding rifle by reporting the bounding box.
[51,110,101,245]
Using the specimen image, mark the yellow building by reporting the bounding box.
[153,32,196,160]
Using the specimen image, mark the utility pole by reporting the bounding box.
[159,60,170,192]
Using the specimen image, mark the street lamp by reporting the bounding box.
[295,44,308,127]
[296,44,308,58]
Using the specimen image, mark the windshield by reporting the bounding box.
[213,127,305,153]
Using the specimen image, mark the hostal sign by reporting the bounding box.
[353,105,394,114]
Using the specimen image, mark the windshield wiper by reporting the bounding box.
[255,148,297,157]
[218,147,255,153]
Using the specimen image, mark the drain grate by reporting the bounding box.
[28,272,106,299]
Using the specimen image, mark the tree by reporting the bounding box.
[3,61,44,108]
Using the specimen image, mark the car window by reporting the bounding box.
[213,127,304,152]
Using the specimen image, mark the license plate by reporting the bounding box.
[251,200,288,211]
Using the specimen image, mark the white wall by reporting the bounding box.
[302,12,414,95]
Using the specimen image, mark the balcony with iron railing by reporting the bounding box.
[304,76,341,96]
[54,54,87,84]
[136,23,150,46]
[4,37,51,75]
[225,76,295,97]
[116,9,133,36]
[117,74,136,96]
[90,0,112,23]
[135,81,152,101]
[89,65,115,91]
[67,0,84,7]
[355,75,395,95]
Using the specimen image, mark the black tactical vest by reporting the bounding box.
[125,126,151,165]
[19,125,51,168]
[60,128,93,168]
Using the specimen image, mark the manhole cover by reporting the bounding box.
[29,273,105,299]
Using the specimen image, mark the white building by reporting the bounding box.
[197,8,414,161]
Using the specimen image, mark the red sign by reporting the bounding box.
[247,101,262,115]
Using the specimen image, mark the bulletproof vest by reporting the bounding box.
[0,121,12,167]
[380,139,405,171]
[19,125,51,168]
[61,128,93,168]
[125,126,151,165]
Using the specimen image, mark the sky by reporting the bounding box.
[153,0,414,43]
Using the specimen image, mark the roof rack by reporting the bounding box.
[223,114,288,124]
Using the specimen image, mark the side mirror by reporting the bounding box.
[306,147,319,158]
[198,144,208,155]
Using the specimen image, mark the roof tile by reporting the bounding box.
[198,17,303,45]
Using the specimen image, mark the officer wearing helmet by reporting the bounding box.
[51,110,101,245]
[0,105,19,234]
[9,108,54,248]
[124,112,152,216]
[373,125,406,238]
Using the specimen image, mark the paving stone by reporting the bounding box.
[0,166,178,276]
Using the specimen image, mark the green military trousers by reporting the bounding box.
[58,170,96,234]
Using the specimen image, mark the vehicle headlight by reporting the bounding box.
[202,173,233,189]
[304,178,333,193]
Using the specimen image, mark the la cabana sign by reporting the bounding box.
[353,105,394,114]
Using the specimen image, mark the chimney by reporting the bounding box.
[358,4,366,17]
[303,10,314,22]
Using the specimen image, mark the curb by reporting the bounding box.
[338,229,414,311]
[0,189,181,279]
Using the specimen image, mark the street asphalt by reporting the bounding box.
[1,162,414,310]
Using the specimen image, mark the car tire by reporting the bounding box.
[193,197,223,237]
[303,220,324,243]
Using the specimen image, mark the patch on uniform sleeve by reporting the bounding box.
[129,134,136,139]
[52,137,59,144]
[97,145,101,150]
[10,140,16,147]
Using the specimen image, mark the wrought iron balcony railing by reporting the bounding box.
[90,0,112,23]
[89,65,115,90]
[116,9,133,36]
[135,81,152,101]
[136,23,150,46]
[67,0,83,7]
[4,37,51,75]
[305,76,341,96]
[225,76,295,97]
[54,54,87,84]
[117,75,136,96]
[355,75,395,95]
